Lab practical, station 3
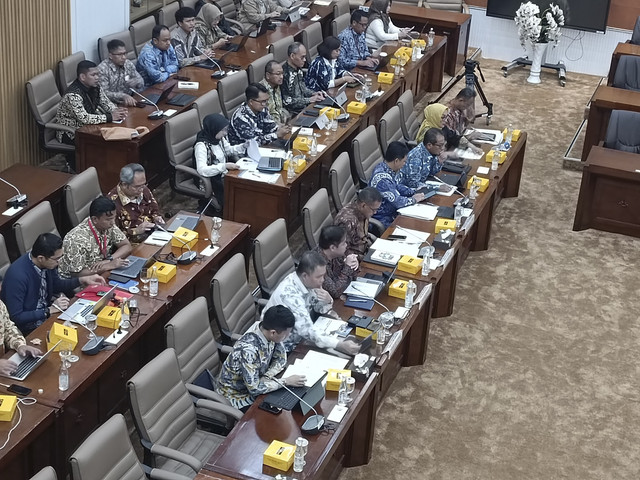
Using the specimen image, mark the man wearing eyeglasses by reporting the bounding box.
[108,163,165,240]
[228,83,290,146]
[338,10,378,71]
[260,60,290,125]
[97,39,144,107]
[400,128,455,192]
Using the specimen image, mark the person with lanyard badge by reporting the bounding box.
[337,10,379,71]
[59,196,132,278]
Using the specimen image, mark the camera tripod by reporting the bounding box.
[433,60,494,125]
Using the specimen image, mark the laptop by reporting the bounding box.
[270,127,301,151]
[2,340,61,381]
[263,373,327,413]
[359,54,390,71]
[166,92,197,107]
[58,285,117,324]
[110,254,158,280]
[140,83,175,105]
[166,209,205,232]
[317,85,348,107]
[219,33,250,52]
[275,6,301,22]
[248,20,270,38]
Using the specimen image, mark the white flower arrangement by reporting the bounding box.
[514,2,565,47]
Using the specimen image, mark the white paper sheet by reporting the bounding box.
[392,226,430,243]
[370,238,420,257]
[397,204,438,221]
[238,170,279,183]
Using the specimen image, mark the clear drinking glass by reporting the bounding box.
[85,314,97,340]
[211,216,223,246]
[139,268,150,292]
[345,376,356,403]
[355,88,364,102]
[379,311,395,342]
[59,342,71,368]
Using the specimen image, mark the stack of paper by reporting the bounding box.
[344,281,380,299]
[397,203,438,220]
[239,170,279,184]
[370,238,420,257]
[283,350,349,387]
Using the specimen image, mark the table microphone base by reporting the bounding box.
[148,111,164,119]
[337,113,350,123]
[211,71,226,79]
[81,336,105,355]
[301,414,325,435]
[177,251,197,265]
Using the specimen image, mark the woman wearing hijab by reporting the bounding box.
[195,4,231,50]
[416,103,448,144]
[365,0,412,49]
[193,114,245,208]
[306,36,357,92]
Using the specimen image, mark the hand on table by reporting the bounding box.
[277,125,291,138]
[52,294,70,311]
[91,257,129,273]
[121,94,138,107]
[79,273,107,286]
[284,375,307,387]
[226,162,240,170]
[337,339,361,356]
[412,192,426,203]
[0,359,18,375]
[112,108,128,121]
[309,92,325,103]
[17,345,42,358]
[153,215,166,226]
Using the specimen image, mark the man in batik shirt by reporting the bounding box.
[216,305,306,411]
[259,60,289,125]
[313,225,359,299]
[281,42,325,115]
[97,39,144,107]
[334,187,382,260]
[338,10,378,71]
[400,127,454,193]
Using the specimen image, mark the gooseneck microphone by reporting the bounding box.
[156,225,197,265]
[429,174,471,206]
[268,375,325,434]
[129,88,164,119]
[194,46,226,79]
[0,177,27,207]
[322,91,350,123]
[349,284,390,312]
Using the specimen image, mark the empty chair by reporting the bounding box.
[29,467,57,480]
[379,105,413,154]
[333,0,349,17]
[424,0,469,13]
[127,348,241,476]
[211,253,261,343]
[216,0,239,21]
[158,1,181,29]
[397,90,421,142]
[0,234,10,278]
[13,201,60,255]
[56,51,86,94]
[351,125,383,187]
[632,16,640,45]
[302,188,333,250]
[130,16,156,57]
[97,30,136,62]
[612,55,640,92]
[64,167,102,227]
[331,12,350,38]
[217,69,248,118]
[193,89,223,126]
[604,110,640,153]
[329,152,357,212]
[182,0,198,8]
[69,413,191,480]
[25,70,75,156]
[268,35,294,64]
[301,23,323,63]
[253,218,296,298]
[247,53,274,84]
[165,109,212,200]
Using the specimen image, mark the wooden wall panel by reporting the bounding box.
[465,0,640,31]
[0,0,71,170]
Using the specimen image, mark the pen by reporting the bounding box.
[52,303,65,313]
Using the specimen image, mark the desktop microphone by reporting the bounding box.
[194,46,226,79]
[156,225,197,265]
[268,376,325,435]
[349,284,391,312]
[0,177,27,207]
[129,88,164,119]
[322,91,349,123]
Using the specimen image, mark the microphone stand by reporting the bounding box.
[194,46,226,79]
[0,177,27,207]
[268,375,325,434]
[322,91,349,123]
[156,225,197,265]
[130,88,164,119]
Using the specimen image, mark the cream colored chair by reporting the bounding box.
[13,201,60,255]
[247,53,274,84]
[301,23,323,63]
[379,105,416,154]
[331,13,350,38]
[57,51,86,94]
[351,125,383,186]
[217,69,248,118]
[130,16,157,57]
[268,35,294,64]
[29,467,57,480]
[329,152,357,212]
[193,89,223,127]
[252,218,295,298]
[0,234,11,278]
[97,30,136,62]
[424,0,469,14]
[302,188,333,249]
[64,167,102,227]
[333,0,349,17]
[158,1,181,29]
[397,90,421,143]
[216,0,239,21]
[632,16,640,45]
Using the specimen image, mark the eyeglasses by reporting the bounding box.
[48,254,64,262]
[110,51,127,57]
[251,98,269,106]
[357,21,368,27]
[365,203,380,213]
[130,182,147,189]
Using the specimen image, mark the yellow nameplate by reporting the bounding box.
[394,46,412,58]
[326,369,352,391]
[319,106,340,121]
[411,39,426,49]
[283,157,307,174]
[502,128,521,142]
[346,101,366,115]
[47,322,78,351]
[486,150,507,164]
[263,440,296,471]
[389,278,408,299]
[0,395,18,422]
[292,136,310,152]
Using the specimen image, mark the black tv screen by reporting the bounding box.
[486,0,611,33]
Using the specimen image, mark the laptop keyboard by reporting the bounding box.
[11,355,40,378]
[264,386,309,410]
[268,158,281,168]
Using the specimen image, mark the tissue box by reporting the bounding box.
[319,106,340,121]
[398,255,423,275]
[326,369,351,391]
[97,306,121,329]
[283,157,307,173]
[171,227,198,249]
[263,440,296,471]
[486,150,507,165]
[47,322,78,351]
[389,278,408,299]
[411,38,426,49]
[346,101,366,115]
[348,356,375,382]
[292,136,310,152]
[435,218,457,234]
[377,72,394,84]
[152,262,176,283]
[466,176,490,193]
[502,128,521,142]
[433,229,455,250]
[0,395,18,422]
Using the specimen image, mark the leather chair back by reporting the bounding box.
[424,0,466,12]
[612,55,640,92]
[158,1,181,30]
[604,110,640,153]
[378,105,404,154]
[217,69,248,118]
[331,13,350,38]
[0,234,11,278]
[351,125,382,186]
[211,253,257,342]
[333,0,349,17]
[164,109,205,198]
[268,35,294,64]
[397,90,420,142]
[216,0,239,20]
[632,16,640,45]
[56,51,86,94]
[98,30,136,62]
[301,23,323,63]
[29,467,58,480]
[13,201,60,255]
[130,16,157,57]
[69,414,147,480]
[252,218,295,298]
[302,188,333,249]
[248,53,274,84]
[64,167,102,227]
[193,89,223,127]
[329,151,357,212]
[182,0,198,9]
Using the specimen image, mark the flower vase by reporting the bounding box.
[527,42,549,84]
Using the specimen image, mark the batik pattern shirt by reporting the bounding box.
[216,323,287,409]
[441,105,466,135]
[136,42,179,86]
[282,62,315,114]
[369,162,416,228]
[0,301,26,354]
[335,202,371,260]
[171,27,206,68]
[107,185,161,239]
[237,0,282,30]
[228,103,278,146]
[195,19,227,48]
[400,143,442,190]
[263,272,336,352]
[313,247,357,299]
[338,27,370,71]
[97,58,144,105]
[59,219,127,277]
[305,57,347,92]
[259,79,288,125]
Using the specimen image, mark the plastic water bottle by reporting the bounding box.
[428,28,435,47]
[454,203,464,227]
[422,246,433,276]
[59,361,69,391]
[310,134,318,156]
[505,123,514,145]
[411,45,418,61]
[405,280,416,308]
[491,154,499,171]
[149,266,159,297]
[293,437,308,473]
[287,155,295,180]
[338,374,349,406]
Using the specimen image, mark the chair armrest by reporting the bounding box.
[195,398,244,421]
[219,344,234,355]
[462,2,469,14]
[145,466,193,480]
[254,298,268,308]
[406,140,417,149]
[174,164,213,197]
[44,122,76,134]
[368,219,385,238]
[141,439,202,473]
[226,19,244,35]
[186,383,232,405]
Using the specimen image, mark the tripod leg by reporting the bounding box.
[473,75,493,125]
